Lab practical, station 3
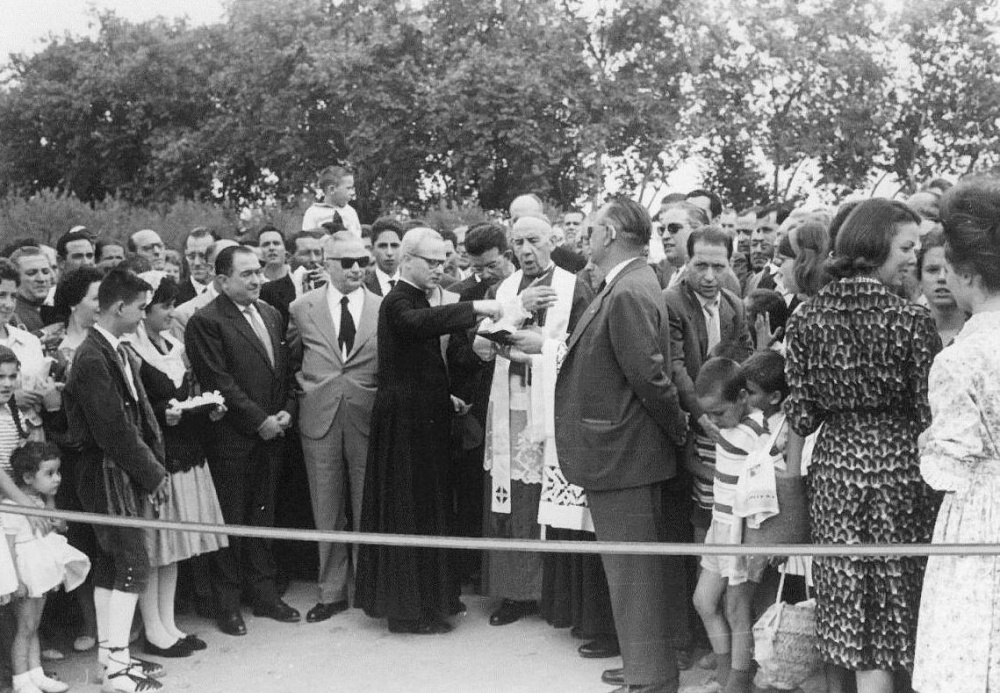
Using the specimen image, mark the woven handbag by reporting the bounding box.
[753,568,821,690]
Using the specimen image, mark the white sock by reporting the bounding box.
[158,564,186,640]
[139,572,175,648]
[28,668,68,693]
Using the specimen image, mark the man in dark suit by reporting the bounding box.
[444,223,515,585]
[664,226,754,538]
[186,245,299,635]
[362,217,403,296]
[176,227,219,304]
[287,232,381,624]
[64,268,169,691]
[516,198,689,693]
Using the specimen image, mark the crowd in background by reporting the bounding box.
[0,164,996,693]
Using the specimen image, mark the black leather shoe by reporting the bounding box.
[601,667,625,686]
[387,618,451,635]
[182,635,207,651]
[217,611,247,636]
[306,601,349,623]
[143,638,192,658]
[578,637,620,658]
[252,599,301,623]
[488,599,537,626]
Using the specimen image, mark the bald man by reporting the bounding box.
[128,229,166,271]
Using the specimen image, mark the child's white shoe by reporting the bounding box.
[12,672,43,693]
[28,667,69,693]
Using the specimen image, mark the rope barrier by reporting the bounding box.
[6,503,997,557]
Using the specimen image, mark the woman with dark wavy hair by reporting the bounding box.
[914,177,1000,693]
[773,218,832,301]
[783,198,941,693]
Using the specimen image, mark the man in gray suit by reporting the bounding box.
[287,232,381,623]
[516,198,689,693]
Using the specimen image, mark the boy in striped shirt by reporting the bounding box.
[686,358,766,693]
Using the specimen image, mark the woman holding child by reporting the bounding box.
[913,178,1000,693]
[783,199,941,693]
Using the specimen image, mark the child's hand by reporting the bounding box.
[164,405,183,427]
[698,414,722,443]
[209,402,227,422]
[26,515,52,536]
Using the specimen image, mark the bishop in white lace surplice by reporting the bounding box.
[914,311,1000,693]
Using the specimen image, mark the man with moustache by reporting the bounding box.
[287,232,381,624]
[355,228,501,635]
[185,246,299,636]
[176,227,219,304]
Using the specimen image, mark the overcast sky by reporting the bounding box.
[1,0,227,61]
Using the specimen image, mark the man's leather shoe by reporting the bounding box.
[217,612,247,636]
[602,667,625,686]
[488,599,537,626]
[578,637,620,658]
[253,599,301,623]
[306,601,349,623]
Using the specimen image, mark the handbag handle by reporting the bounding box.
[775,562,812,605]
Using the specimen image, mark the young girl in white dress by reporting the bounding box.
[4,441,91,693]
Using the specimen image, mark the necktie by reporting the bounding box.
[388,279,396,290]
[116,343,138,400]
[705,301,721,353]
[339,295,356,356]
[597,279,607,293]
[245,305,275,367]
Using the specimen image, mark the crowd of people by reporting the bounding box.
[0,162,994,693]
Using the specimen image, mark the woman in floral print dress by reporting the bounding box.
[783,199,941,693]
[914,178,1000,693]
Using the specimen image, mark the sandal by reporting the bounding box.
[98,642,165,679]
[103,651,163,693]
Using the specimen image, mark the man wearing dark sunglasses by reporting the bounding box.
[286,232,383,626]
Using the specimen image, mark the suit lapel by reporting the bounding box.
[92,331,134,401]
[306,291,342,362]
[682,283,709,357]
[347,290,378,361]
[566,258,642,354]
[221,295,274,370]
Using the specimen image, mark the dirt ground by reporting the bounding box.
[41,580,824,693]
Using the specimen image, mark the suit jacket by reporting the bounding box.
[287,286,381,440]
[260,273,297,333]
[556,258,688,491]
[64,330,167,510]
[170,286,216,343]
[663,279,753,421]
[175,277,200,306]
[185,292,292,442]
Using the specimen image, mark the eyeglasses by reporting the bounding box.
[185,252,208,262]
[414,255,445,269]
[326,256,371,269]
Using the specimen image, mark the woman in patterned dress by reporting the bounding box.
[914,178,1000,693]
[783,199,941,693]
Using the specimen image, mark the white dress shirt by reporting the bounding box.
[327,286,365,359]
[374,267,401,296]
[94,324,138,400]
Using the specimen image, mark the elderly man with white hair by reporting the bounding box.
[474,214,593,627]
[355,227,502,636]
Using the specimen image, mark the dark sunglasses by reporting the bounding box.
[326,256,371,269]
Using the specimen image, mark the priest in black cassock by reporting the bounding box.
[355,227,502,635]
